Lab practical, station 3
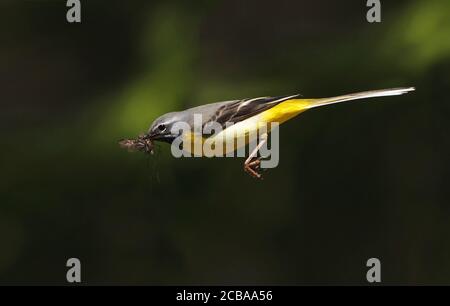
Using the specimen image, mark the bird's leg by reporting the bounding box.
[244,133,268,179]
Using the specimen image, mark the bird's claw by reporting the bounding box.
[244,158,263,179]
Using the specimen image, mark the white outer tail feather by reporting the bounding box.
[307,87,415,109]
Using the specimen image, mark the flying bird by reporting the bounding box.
[120,87,415,179]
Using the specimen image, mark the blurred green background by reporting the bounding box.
[0,0,449,285]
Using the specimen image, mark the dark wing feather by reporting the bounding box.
[204,94,301,129]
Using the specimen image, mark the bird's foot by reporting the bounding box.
[244,158,263,179]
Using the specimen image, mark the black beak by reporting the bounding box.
[148,132,175,144]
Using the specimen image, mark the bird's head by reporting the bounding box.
[146,112,181,144]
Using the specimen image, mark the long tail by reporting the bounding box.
[306,87,415,109]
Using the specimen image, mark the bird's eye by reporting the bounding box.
[157,124,166,131]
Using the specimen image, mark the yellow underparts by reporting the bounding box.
[182,98,314,155]
[260,98,312,123]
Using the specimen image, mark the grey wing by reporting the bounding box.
[204,94,301,129]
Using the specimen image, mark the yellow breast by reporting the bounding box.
[181,98,311,156]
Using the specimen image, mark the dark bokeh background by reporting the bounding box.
[1,0,449,285]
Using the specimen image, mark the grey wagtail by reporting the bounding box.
[120,87,415,179]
